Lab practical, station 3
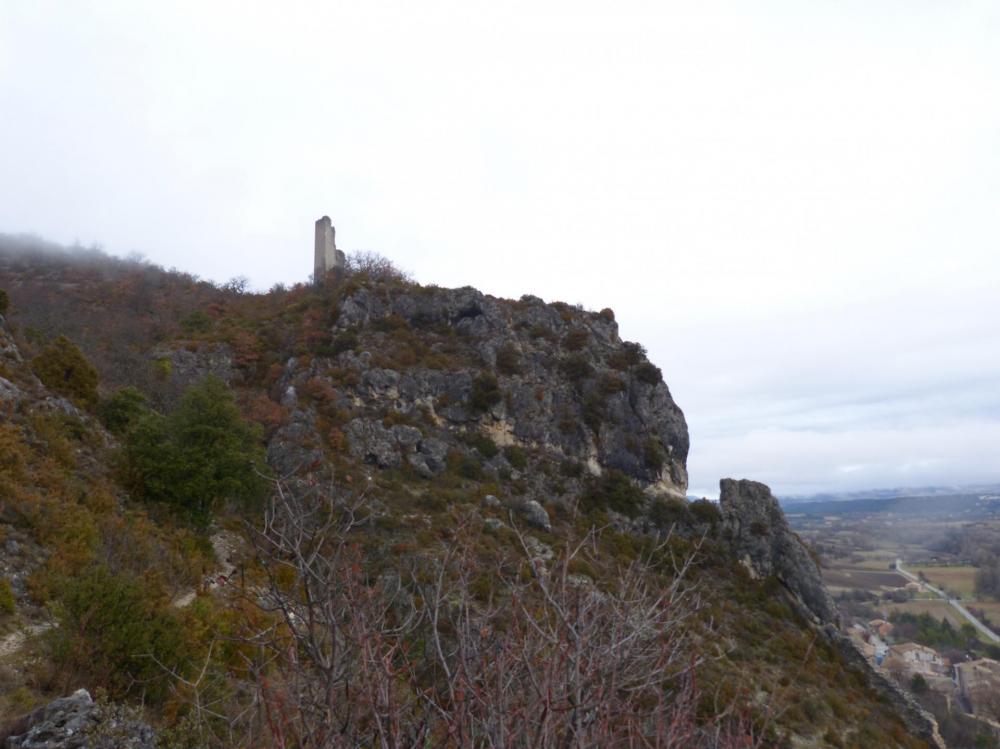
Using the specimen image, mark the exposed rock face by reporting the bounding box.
[274,283,689,496]
[345,417,447,475]
[719,478,839,626]
[151,343,236,387]
[2,689,154,749]
[719,478,945,746]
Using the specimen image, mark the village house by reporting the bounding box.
[884,642,948,676]
[868,618,894,638]
[848,625,876,659]
[956,658,1000,718]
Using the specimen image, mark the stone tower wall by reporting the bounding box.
[314,215,345,283]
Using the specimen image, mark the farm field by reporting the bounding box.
[968,601,1000,629]
[848,551,899,570]
[910,565,977,598]
[882,599,967,629]
[821,566,908,593]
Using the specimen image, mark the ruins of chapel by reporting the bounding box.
[314,215,346,284]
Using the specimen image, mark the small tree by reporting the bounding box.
[48,565,184,703]
[31,335,99,407]
[99,386,149,435]
[469,372,502,413]
[123,376,267,525]
[0,288,9,315]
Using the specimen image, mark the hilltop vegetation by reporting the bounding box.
[0,236,934,747]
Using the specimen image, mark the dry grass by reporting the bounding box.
[911,565,977,598]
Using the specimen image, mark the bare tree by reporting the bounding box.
[240,480,766,748]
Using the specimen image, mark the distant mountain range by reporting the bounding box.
[779,483,1000,504]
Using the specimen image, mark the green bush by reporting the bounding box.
[31,336,99,407]
[123,376,267,525]
[0,289,8,315]
[560,460,584,478]
[504,445,528,470]
[448,451,484,480]
[649,497,690,528]
[689,499,722,525]
[607,342,645,371]
[560,354,593,384]
[598,373,627,395]
[470,373,502,413]
[464,432,499,459]
[495,343,521,375]
[633,361,663,385]
[99,387,149,435]
[582,470,645,517]
[642,439,666,471]
[180,310,213,334]
[0,578,15,615]
[48,565,184,702]
[330,329,359,357]
[563,328,589,351]
[582,392,606,433]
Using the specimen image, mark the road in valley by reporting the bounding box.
[895,559,1000,644]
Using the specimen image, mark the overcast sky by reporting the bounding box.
[2,1,998,497]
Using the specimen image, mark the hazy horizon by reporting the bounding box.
[2,1,998,497]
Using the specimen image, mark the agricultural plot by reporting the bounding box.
[882,600,967,629]
[821,567,908,593]
[848,551,900,570]
[911,565,977,599]
[965,600,1000,625]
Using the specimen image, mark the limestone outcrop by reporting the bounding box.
[2,690,154,749]
[719,478,839,626]
[273,283,689,498]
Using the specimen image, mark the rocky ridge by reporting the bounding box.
[719,478,840,626]
[0,246,941,747]
[266,281,689,509]
[719,478,945,748]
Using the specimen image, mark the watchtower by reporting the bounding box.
[314,216,346,284]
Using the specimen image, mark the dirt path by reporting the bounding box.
[0,622,52,659]
[171,529,242,609]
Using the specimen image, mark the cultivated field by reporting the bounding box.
[968,601,1000,628]
[821,567,908,594]
[910,565,977,598]
[882,600,967,629]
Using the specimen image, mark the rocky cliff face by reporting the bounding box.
[719,478,840,626]
[270,282,689,499]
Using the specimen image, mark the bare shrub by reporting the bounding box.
[238,480,766,748]
[345,251,412,284]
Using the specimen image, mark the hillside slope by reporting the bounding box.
[0,237,938,748]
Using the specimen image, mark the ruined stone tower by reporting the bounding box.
[314,215,346,284]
